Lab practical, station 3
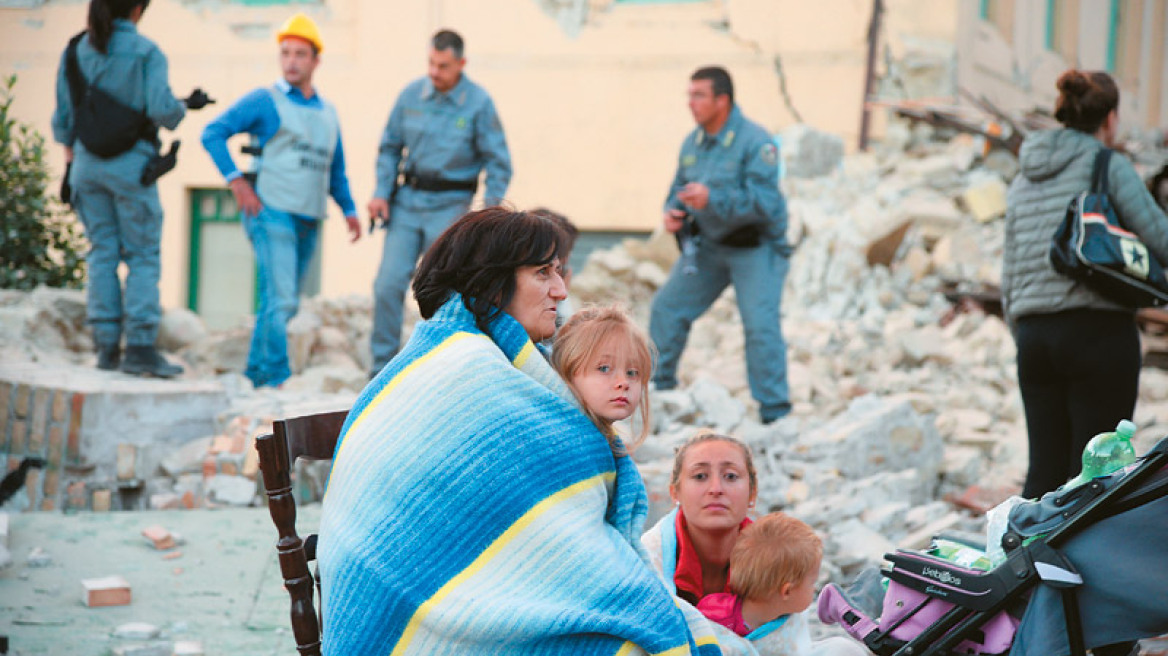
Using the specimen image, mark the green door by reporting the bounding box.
[188,188,324,331]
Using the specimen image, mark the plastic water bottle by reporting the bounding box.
[1064,419,1138,489]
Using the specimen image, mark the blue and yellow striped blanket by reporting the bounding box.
[318,295,723,655]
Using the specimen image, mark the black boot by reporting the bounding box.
[121,345,183,378]
[96,343,121,371]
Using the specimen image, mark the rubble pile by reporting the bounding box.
[6,122,1168,584]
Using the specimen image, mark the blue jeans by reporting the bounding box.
[243,206,319,388]
[70,155,163,347]
[649,239,791,421]
[370,201,468,373]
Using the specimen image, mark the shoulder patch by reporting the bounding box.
[682,154,697,167]
[759,142,778,166]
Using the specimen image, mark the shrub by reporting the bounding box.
[0,74,87,290]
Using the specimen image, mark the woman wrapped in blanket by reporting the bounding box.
[318,207,730,655]
[642,433,866,656]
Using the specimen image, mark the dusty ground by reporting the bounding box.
[2,506,320,656]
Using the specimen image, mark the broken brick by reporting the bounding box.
[141,525,175,550]
[82,574,131,607]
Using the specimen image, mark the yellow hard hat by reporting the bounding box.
[276,13,324,53]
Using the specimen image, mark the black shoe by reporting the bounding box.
[96,343,121,371]
[121,345,183,378]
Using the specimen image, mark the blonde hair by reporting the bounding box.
[669,432,758,498]
[551,305,654,455]
[729,512,822,600]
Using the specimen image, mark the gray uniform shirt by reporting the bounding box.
[373,75,512,210]
[664,105,787,245]
[1002,129,1168,321]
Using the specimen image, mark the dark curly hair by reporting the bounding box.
[412,207,570,333]
[1054,69,1119,134]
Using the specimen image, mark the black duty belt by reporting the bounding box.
[402,173,478,193]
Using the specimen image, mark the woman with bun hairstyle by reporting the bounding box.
[1002,70,1168,498]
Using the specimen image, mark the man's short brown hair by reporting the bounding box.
[728,512,822,600]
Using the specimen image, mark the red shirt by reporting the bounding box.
[673,509,753,605]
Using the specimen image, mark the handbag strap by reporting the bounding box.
[1091,148,1113,196]
[63,31,88,108]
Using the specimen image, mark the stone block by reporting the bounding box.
[0,381,11,424]
[14,384,30,417]
[173,640,204,656]
[866,220,913,268]
[92,488,112,512]
[66,480,87,510]
[51,390,67,422]
[42,468,59,500]
[160,436,214,477]
[781,124,844,178]
[48,426,64,467]
[113,622,160,640]
[158,307,207,352]
[11,420,26,454]
[960,175,1008,222]
[117,444,138,481]
[67,393,83,462]
[897,512,963,551]
[798,395,944,482]
[82,574,131,607]
[23,467,40,508]
[149,493,181,510]
[205,474,257,507]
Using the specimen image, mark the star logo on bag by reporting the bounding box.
[1122,239,1150,279]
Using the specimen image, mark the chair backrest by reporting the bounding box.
[256,409,348,656]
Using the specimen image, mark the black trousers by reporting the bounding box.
[1014,309,1141,499]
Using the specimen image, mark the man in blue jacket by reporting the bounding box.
[201,13,361,389]
[650,66,792,423]
[366,29,512,376]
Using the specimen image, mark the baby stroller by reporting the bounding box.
[819,435,1168,656]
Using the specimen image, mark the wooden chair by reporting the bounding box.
[256,409,349,656]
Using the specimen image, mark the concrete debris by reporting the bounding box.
[157,308,208,353]
[26,546,52,568]
[780,124,844,179]
[173,641,204,656]
[112,622,161,640]
[6,120,1168,592]
[203,474,257,507]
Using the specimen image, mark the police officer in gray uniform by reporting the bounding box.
[367,29,512,375]
[649,66,792,423]
[52,0,195,377]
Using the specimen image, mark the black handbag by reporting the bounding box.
[63,31,157,159]
[1049,148,1168,308]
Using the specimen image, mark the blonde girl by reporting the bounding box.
[551,305,654,454]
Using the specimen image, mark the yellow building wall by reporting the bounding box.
[1,0,958,307]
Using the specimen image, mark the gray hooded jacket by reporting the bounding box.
[1001,128,1168,321]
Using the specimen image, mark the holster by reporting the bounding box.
[140,140,180,187]
[718,224,763,249]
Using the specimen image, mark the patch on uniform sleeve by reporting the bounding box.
[759,142,778,165]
